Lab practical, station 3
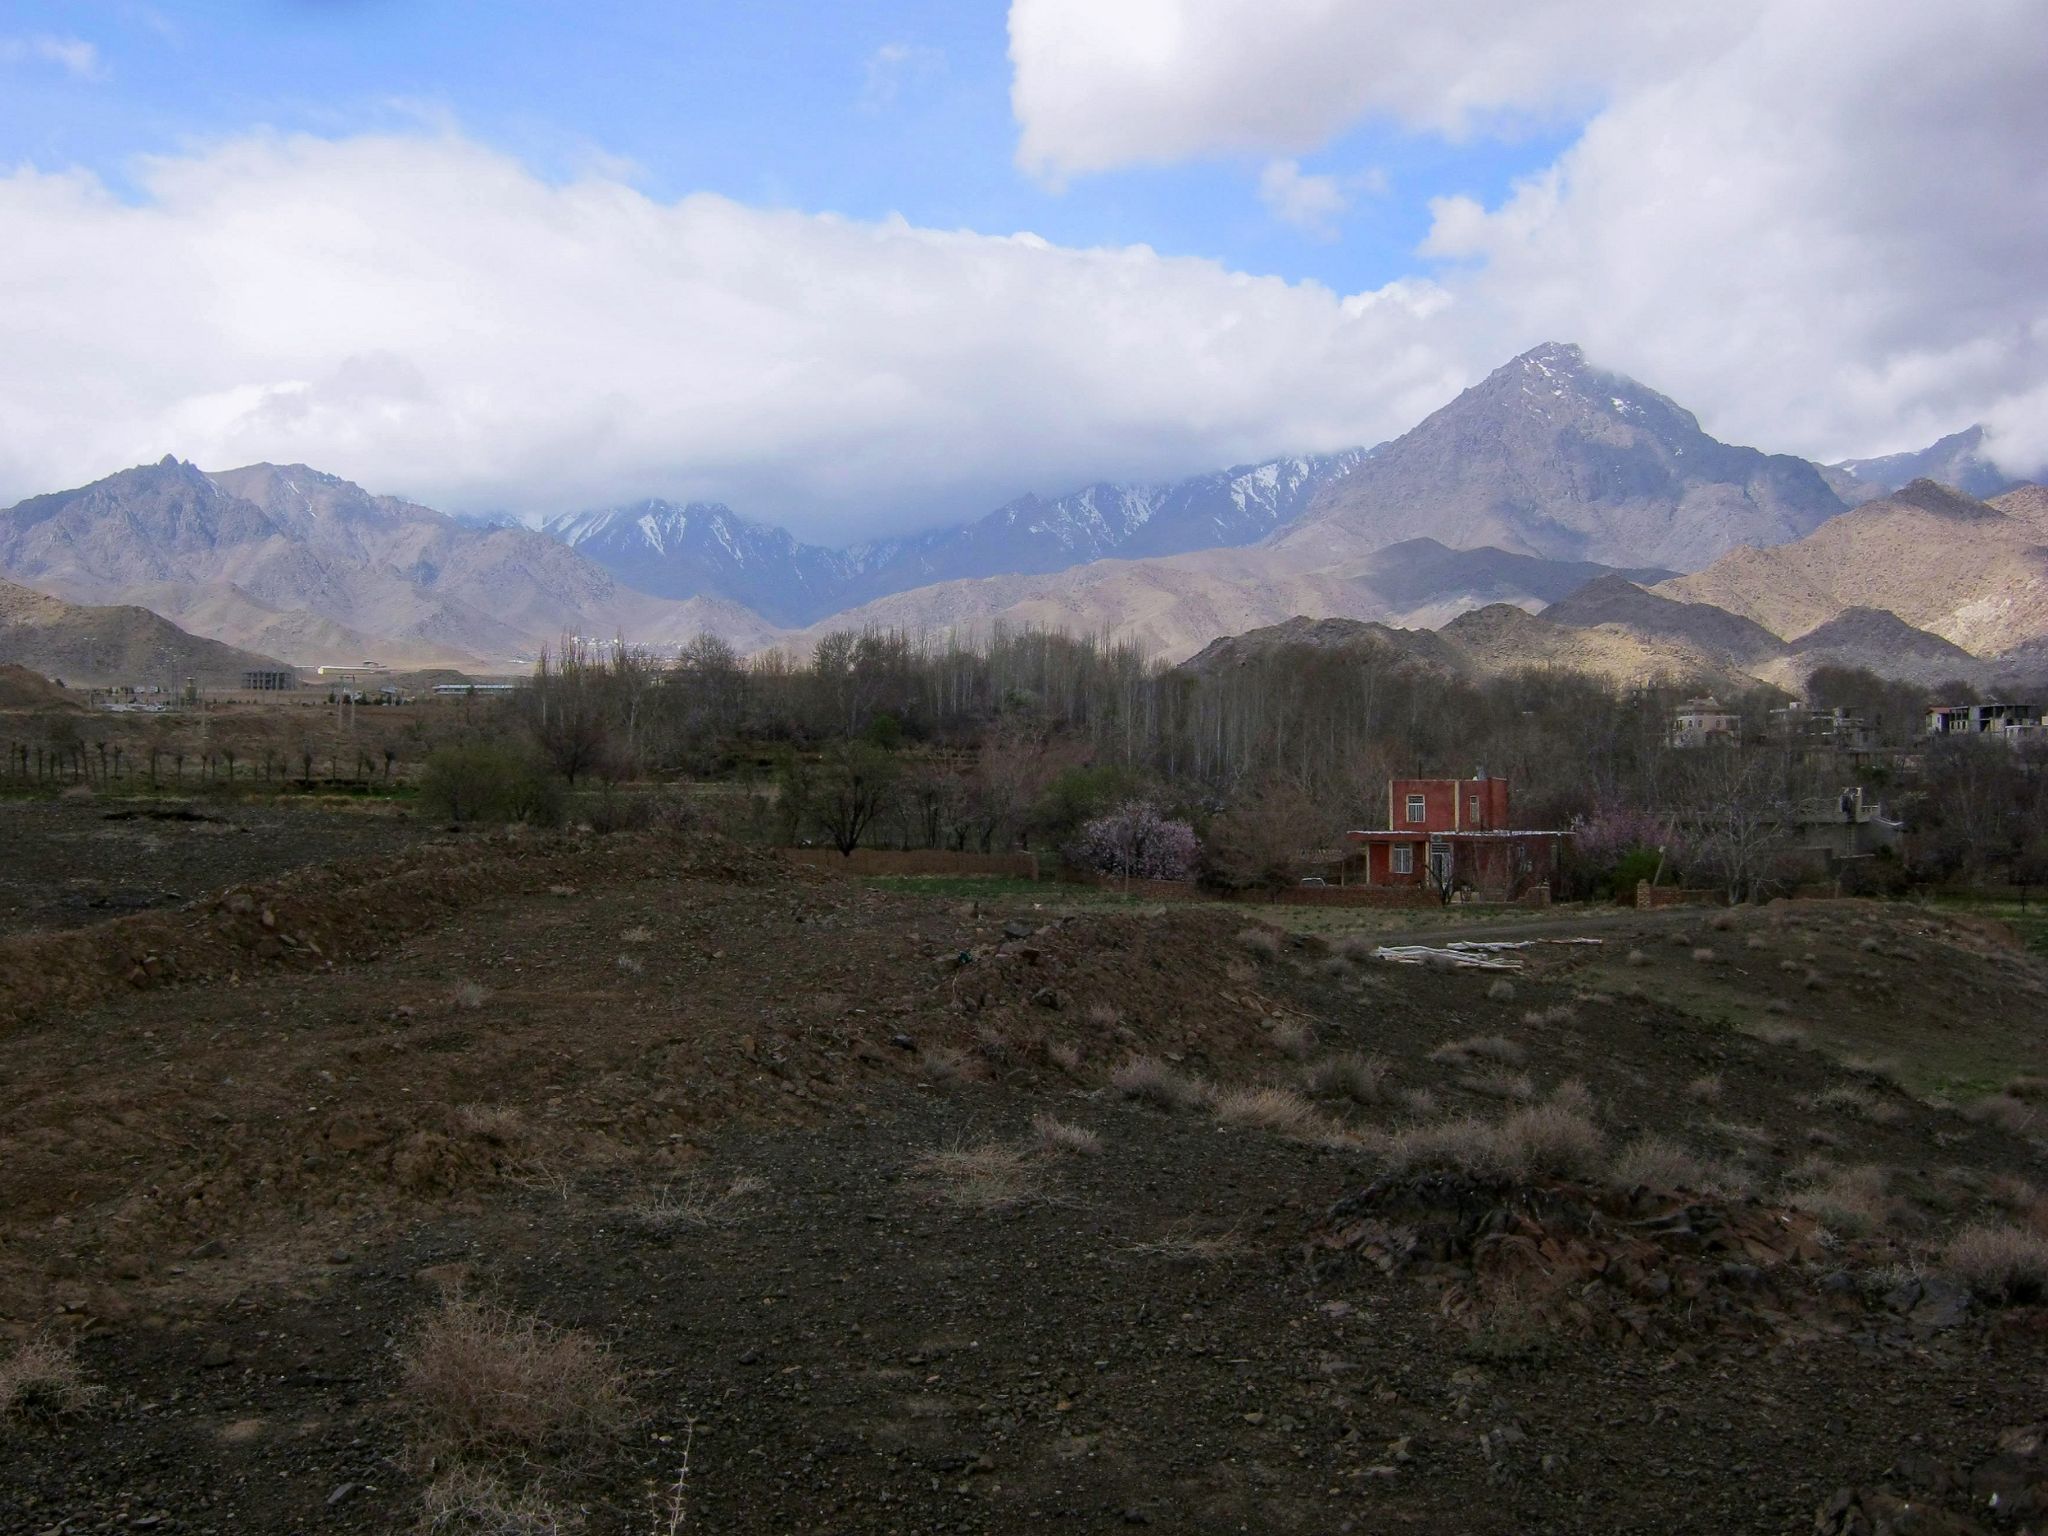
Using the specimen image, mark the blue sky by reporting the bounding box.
[0,1,1569,300]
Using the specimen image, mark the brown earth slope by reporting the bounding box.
[0,573,292,689]
[2,829,2045,1533]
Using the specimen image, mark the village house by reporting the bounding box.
[1345,771,1568,900]
[1670,696,1740,748]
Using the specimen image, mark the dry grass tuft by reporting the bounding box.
[917,1045,985,1085]
[1213,1085,1325,1138]
[613,954,644,975]
[1963,1092,2041,1136]
[626,1174,763,1233]
[1486,979,1516,1002]
[1044,1039,1084,1075]
[1789,1164,1894,1235]
[1547,1078,1596,1118]
[1841,1056,1903,1087]
[418,1467,579,1535]
[910,1140,1039,1210]
[1373,1103,1604,1181]
[1684,1074,1724,1104]
[1709,911,1737,931]
[453,1104,526,1148]
[1237,927,1282,960]
[1083,1001,1120,1029]
[1400,1087,1440,1120]
[0,1336,100,1425]
[1813,1084,1908,1126]
[1330,934,1379,964]
[1753,1019,1806,1046]
[1030,1114,1102,1156]
[1268,1018,1314,1059]
[1111,1055,1209,1111]
[2006,1075,2048,1101]
[1303,1052,1393,1105]
[1744,934,1769,951]
[1463,1065,1537,1102]
[1944,1224,2048,1304]
[1126,1229,1245,1263]
[400,1299,635,1467]
[1691,947,1717,964]
[1432,1034,1526,1067]
[452,980,490,1011]
[620,925,653,945]
[1802,969,1828,992]
[1609,1135,1712,1192]
[1625,949,1649,968]
[1520,1005,1576,1028]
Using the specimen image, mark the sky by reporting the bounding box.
[1,0,2044,539]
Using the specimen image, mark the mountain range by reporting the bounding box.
[0,341,2039,692]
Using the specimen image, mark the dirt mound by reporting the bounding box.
[0,661,74,710]
[1314,1170,1975,1348]
[0,828,788,1032]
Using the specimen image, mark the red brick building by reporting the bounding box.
[1346,772,1566,898]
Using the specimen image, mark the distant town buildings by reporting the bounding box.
[1926,701,2042,743]
[1670,696,1740,748]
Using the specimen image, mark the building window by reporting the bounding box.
[1391,845,1413,875]
[1405,794,1425,823]
[1468,795,1480,821]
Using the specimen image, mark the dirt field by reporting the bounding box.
[2,836,2045,1533]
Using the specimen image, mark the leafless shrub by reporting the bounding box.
[1030,1114,1102,1156]
[1814,1084,1907,1126]
[972,1023,1012,1065]
[1499,1103,1607,1178]
[1691,947,1717,964]
[1463,1066,1536,1102]
[1401,1088,1440,1120]
[1753,1019,1806,1046]
[1487,979,1516,1002]
[1432,1034,1525,1066]
[1111,1055,1208,1111]
[1374,1116,1518,1179]
[400,1299,635,1467]
[418,1467,579,1535]
[910,1140,1038,1209]
[1547,1078,1596,1118]
[620,926,653,946]
[1625,949,1649,968]
[1802,970,1827,992]
[1268,1018,1314,1059]
[1303,1052,1393,1105]
[1790,1164,1894,1235]
[1213,1085,1325,1138]
[1744,935,1769,951]
[614,954,644,975]
[1709,911,1736,932]
[1987,1174,2038,1212]
[452,980,490,1011]
[1702,1119,1774,1150]
[1520,1005,1576,1028]
[0,1336,100,1425]
[1082,1001,1120,1029]
[1685,1074,1723,1104]
[1374,1104,1604,1181]
[1944,1224,2048,1304]
[1330,934,1378,964]
[1237,927,1282,960]
[1044,1039,1084,1075]
[624,1174,762,1234]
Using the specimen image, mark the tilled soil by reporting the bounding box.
[2,835,2045,1534]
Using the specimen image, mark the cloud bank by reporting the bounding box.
[0,133,1464,533]
[1012,0,2048,476]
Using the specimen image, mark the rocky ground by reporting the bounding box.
[1,829,2044,1534]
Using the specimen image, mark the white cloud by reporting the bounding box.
[862,42,946,110]
[0,34,106,80]
[0,131,1467,535]
[1257,160,1383,240]
[1009,0,1751,179]
[1010,0,2048,475]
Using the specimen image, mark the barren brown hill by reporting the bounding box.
[1657,478,2048,655]
[0,573,291,689]
[797,538,1671,663]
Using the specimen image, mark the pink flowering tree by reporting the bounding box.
[1069,800,1200,881]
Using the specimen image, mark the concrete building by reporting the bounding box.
[1346,771,1567,899]
[1671,696,1741,748]
[1926,702,2042,742]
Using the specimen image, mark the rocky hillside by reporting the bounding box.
[1274,342,1846,571]
[0,574,291,688]
[0,460,780,667]
[1657,478,2048,656]
[1825,425,2020,504]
